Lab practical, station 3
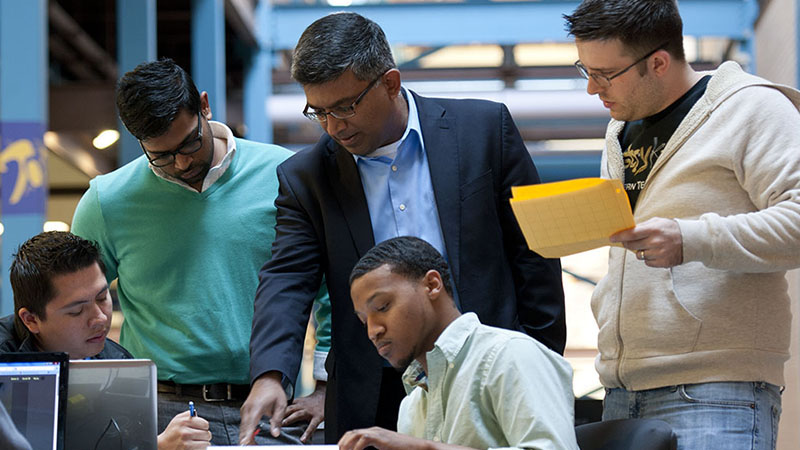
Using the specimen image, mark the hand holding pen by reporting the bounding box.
[157,402,211,449]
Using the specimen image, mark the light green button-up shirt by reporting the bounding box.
[398,313,578,450]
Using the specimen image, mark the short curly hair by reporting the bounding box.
[349,236,453,296]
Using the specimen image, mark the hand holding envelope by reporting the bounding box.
[510,178,635,258]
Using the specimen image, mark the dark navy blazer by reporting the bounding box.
[250,91,566,442]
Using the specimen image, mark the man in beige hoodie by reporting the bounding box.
[565,1,800,449]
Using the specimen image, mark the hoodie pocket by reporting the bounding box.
[620,261,703,358]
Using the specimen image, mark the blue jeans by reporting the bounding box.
[604,382,782,450]
[157,392,306,446]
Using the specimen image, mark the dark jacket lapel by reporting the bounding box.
[413,92,461,286]
[325,139,375,257]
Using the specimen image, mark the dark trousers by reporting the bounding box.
[374,367,406,431]
[325,366,407,443]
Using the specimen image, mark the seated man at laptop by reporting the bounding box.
[340,237,578,450]
[0,231,211,450]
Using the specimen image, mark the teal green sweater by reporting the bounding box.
[72,139,327,384]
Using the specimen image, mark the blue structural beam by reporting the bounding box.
[117,0,157,165]
[733,0,759,72]
[193,0,227,123]
[271,0,758,49]
[0,0,48,315]
[244,1,273,143]
[532,151,601,183]
[681,0,757,41]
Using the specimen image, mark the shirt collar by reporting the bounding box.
[151,120,237,192]
[17,332,40,353]
[401,313,479,392]
[402,360,428,393]
[354,86,423,162]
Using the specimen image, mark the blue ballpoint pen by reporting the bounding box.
[189,401,196,417]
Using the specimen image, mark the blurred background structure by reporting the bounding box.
[0,0,797,446]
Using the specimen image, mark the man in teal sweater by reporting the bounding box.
[71,58,329,445]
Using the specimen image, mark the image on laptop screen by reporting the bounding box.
[66,359,157,450]
[0,352,68,450]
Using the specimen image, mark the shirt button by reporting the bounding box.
[448,363,454,369]
[399,204,406,211]
[391,165,398,172]
[433,436,440,442]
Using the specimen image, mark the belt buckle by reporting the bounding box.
[202,384,232,402]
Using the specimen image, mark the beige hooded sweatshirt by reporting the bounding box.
[594,61,800,390]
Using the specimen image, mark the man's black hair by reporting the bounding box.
[10,231,106,340]
[116,57,201,140]
[564,0,686,63]
[349,236,453,296]
[291,12,396,85]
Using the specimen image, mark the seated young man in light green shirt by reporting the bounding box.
[341,236,578,450]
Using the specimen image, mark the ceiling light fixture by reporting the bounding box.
[92,129,120,150]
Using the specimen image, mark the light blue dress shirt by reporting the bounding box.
[398,313,578,450]
[355,88,449,262]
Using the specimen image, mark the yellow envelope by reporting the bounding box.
[510,178,635,258]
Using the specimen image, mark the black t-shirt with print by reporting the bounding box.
[619,75,711,211]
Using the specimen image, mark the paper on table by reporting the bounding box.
[208,446,337,449]
[510,178,635,258]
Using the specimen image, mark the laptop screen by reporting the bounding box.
[0,352,68,450]
[66,359,157,450]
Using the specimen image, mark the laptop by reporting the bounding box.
[0,352,69,450]
[66,359,157,450]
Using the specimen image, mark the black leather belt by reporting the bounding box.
[157,380,250,402]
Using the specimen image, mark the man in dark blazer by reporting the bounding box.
[239,12,566,445]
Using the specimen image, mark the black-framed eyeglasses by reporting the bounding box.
[303,75,383,123]
[574,42,668,88]
[139,112,203,167]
